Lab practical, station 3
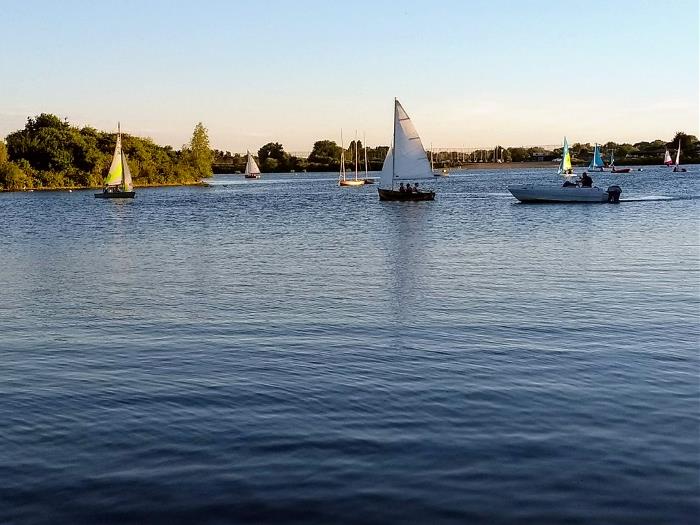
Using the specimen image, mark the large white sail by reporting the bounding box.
[245,151,261,176]
[675,140,681,166]
[380,99,431,188]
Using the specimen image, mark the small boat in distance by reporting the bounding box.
[378,98,435,201]
[672,139,687,172]
[588,143,605,172]
[339,131,364,187]
[360,134,375,184]
[663,148,673,166]
[244,151,261,179]
[95,123,135,199]
[610,150,631,173]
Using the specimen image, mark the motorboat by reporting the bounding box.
[508,183,621,203]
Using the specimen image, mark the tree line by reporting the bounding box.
[0,114,212,191]
[1,114,698,191]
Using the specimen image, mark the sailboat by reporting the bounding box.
[557,136,574,176]
[338,131,364,187]
[244,151,261,179]
[95,123,135,199]
[378,98,435,201]
[361,133,375,184]
[588,143,605,172]
[673,139,687,172]
[610,149,631,173]
[663,148,673,166]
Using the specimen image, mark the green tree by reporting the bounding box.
[308,140,341,164]
[188,122,213,178]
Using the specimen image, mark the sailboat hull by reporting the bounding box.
[378,188,435,201]
[339,180,365,187]
[95,191,135,199]
[611,167,631,173]
[244,174,260,179]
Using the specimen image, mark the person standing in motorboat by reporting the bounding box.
[578,171,593,188]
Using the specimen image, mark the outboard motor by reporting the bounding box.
[607,185,622,203]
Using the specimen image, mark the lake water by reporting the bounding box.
[1,167,698,524]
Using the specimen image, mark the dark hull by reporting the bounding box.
[95,191,136,199]
[244,174,260,179]
[378,188,435,201]
[611,168,631,173]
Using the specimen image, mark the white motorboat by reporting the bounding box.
[508,183,621,203]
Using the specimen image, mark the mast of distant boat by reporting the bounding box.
[392,98,397,190]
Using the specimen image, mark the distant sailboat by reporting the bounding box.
[339,130,364,187]
[95,123,135,199]
[378,98,435,201]
[244,151,261,179]
[663,148,673,166]
[610,149,631,173]
[588,143,605,172]
[673,139,687,172]
[558,137,574,177]
[361,133,375,184]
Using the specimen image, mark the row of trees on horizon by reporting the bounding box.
[1,113,698,191]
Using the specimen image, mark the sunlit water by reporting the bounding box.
[1,166,698,524]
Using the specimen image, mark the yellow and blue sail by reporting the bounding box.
[558,137,572,175]
[589,143,604,169]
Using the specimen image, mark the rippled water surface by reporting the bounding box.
[1,167,699,524]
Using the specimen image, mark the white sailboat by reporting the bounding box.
[95,123,135,199]
[663,148,673,166]
[378,99,435,201]
[244,151,261,179]
[339,130,364,186]
[672,139,687,172]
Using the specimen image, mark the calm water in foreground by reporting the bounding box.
[1,167,699,524]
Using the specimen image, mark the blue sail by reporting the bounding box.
[589,144,604,169]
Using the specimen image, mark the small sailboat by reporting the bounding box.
[339,131,364,187]
[588,143,605,172]
[663,148,673,166]
[244,151,261,179]
[610,149,631,173]
[508,136,622,203]
[378,99,435,201]
[672,139,687,172]
[558,136,574,176]
[95,123,135,199]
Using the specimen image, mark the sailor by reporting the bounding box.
[413,183,420,193]
[579,172,593,188]
[399,183,405,192]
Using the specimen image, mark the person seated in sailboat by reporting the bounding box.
[399,182,406,192]
[578,172,593,188]
[413,183,420,193]
[562,179,576,187]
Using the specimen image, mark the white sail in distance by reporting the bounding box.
[245,151,261,176]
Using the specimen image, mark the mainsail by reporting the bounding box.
[674,139,681,166]
[588,143,604,169]
[104,124,133,191]
[558,137,573,175]
[663,149,673,165]
[245,151,261,176]
[380,99,432,188]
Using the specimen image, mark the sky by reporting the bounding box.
[1,0,698,152]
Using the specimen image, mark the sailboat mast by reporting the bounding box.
[354,130,358,181]
[392,98,397,190]
[430,143,434,172]
[363,132,368,177]
[118,122,124,189]
[340,130,345,181]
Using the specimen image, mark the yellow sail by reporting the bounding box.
[104,131,123,186]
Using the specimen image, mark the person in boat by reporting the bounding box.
[413,183,420,193]
[399,183,406,192]
[578,172,593,188]
[562,179,577,187]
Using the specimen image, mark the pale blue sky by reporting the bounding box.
[1,0,698,151]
